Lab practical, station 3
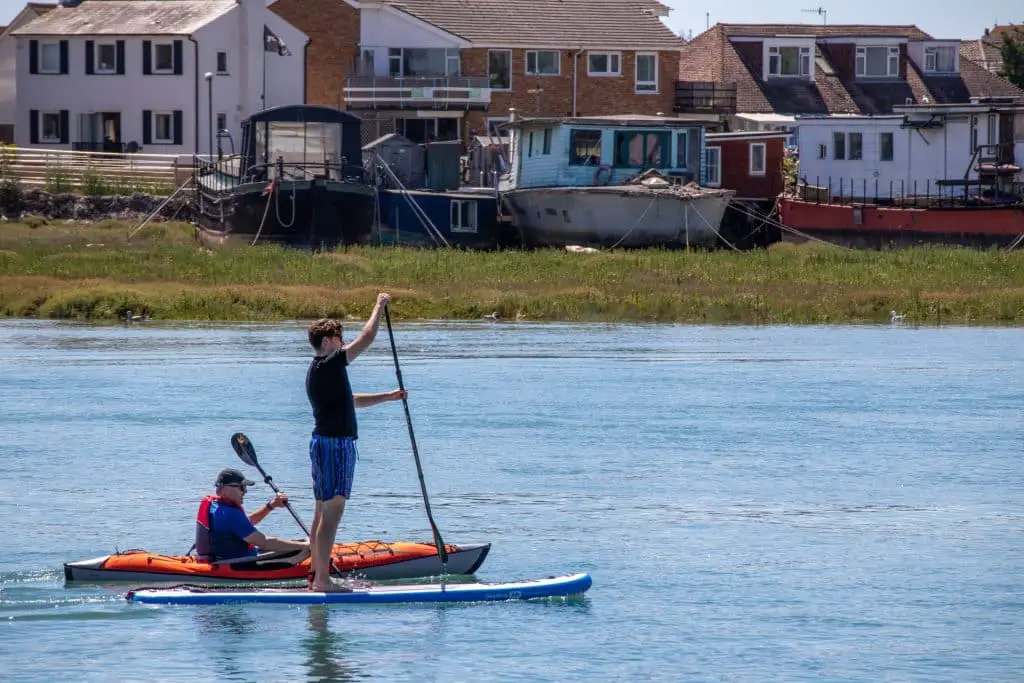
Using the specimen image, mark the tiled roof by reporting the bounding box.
[26,2,57,13]
[11,0,236,36]
[982,24,1024,45]
[719,24,932,39]
[382,0,684,49]
[678,23,1024,116]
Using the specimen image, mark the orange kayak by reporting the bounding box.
[64,540,490,583]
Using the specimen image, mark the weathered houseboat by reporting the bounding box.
[782,98,1024,248]
[363,133,508,249]
[193,105,375,249]
[497,113,736,249]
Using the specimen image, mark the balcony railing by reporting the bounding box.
[344,75,491,111]
[673,81,737,114]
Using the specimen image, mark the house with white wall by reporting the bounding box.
[10,0,308,156]
[0,3,55,143]
[795,97,1024,199]
[674,23,1024,144]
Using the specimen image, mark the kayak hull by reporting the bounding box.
[64,541,490,584]
[126,572,592,605]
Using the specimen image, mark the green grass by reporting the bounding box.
[1,220,1023,324]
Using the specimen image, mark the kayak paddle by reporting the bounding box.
[382,303,449,565]
[229,431,347,580]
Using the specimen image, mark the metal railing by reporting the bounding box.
[344,75,491,110]
[673,81,738,114]
[793,175,1024,208]
[192,154,368,194]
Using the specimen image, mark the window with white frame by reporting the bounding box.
[848,132,863,160]
[879,132,893,161]
[451,200,478,233]
[987,114,997,145]
[749,142,766,175]
[40,112,61,142]
[95,42,118,73]
[588,52,620,76]
[832,132,863,160]
[488,50,511,90]
[39,41,61,74]
[817,143,827,159]
[705,146,721,186]
[856,46,900,77]
[387,48,459,78]
[767,45,811,77]
[675,130,689,168]
[833,131,846,159]
[635,53,658,93]
[485,117,509,137]
[216,51,228,74]
[526,50,559,76]
[542,128,552,154]
[153,112,173,143]
[970,115,978,152]
[923,45,956,73]
[152,43,174,73]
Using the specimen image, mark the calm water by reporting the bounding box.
[1,319,1022,682]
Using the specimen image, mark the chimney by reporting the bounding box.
[984,27,990,36]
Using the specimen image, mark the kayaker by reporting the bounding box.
[305,293,407,592]
[195,468,309,562]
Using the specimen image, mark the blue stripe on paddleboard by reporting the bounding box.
[126,573,592,605]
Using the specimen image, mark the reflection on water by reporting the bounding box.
[304,606,363,682]
[193,607,259,680]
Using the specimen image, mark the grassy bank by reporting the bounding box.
[1,220,1023,324]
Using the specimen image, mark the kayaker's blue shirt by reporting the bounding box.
[194,496,259,561]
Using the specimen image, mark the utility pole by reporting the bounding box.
[800,7,827,25]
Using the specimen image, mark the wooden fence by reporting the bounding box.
[0,145,194,195]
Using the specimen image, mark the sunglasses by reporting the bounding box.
[225,483,248,493]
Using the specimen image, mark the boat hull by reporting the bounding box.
[501,186,735,248]
[194,177,376,249]
[126,572,592,605]
[64,541,490,584]
[375,188,511,249]
[778,197,1024,248]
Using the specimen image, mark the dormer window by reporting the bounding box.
[768,46,811,77]
[856,46,900,78]
[924,45,956,73]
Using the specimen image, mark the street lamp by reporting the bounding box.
[204,72,214,161]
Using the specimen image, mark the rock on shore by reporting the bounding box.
[0,185,194,222]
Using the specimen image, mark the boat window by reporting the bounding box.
[568,129,601,166]
[257,121,344,179]
[613,131,670,168]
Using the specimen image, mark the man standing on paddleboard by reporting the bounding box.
[305,293,406,592]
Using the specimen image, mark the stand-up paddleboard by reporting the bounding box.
[126,572,592,605]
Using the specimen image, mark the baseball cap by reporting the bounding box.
[215,468,256,488]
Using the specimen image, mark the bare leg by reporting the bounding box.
[308,500,323,584]
[310,495,348,592]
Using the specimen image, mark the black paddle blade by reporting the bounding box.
[230,432,259,468]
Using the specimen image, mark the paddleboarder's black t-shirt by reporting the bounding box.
[306,348,358,438]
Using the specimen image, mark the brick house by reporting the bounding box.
[674,23,1024,137]
[270,0,683,143]
[961,24,1024,76]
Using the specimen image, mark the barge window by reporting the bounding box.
[569,129,601,165]
[705,146,721,186]
[848,132,863,160]
[749,142,766,175]
[451,200,478,233]
[832,131,846,160]
[675,131,689,168]
[879,132,893,161]
[613,131,670,168]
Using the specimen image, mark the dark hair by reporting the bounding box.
[308,318,342,350]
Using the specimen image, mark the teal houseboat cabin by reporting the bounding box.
[497,113,735,248]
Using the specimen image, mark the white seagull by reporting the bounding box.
[890,310,905,325]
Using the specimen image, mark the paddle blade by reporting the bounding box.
[230,432,259,468]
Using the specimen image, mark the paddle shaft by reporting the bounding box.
[250,462,311,537]
[382,304,449,565]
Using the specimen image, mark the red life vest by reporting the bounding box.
[194,495,254,562]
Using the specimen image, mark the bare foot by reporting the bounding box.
[310,580,354,593]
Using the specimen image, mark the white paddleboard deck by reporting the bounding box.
[126,572,592,605]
